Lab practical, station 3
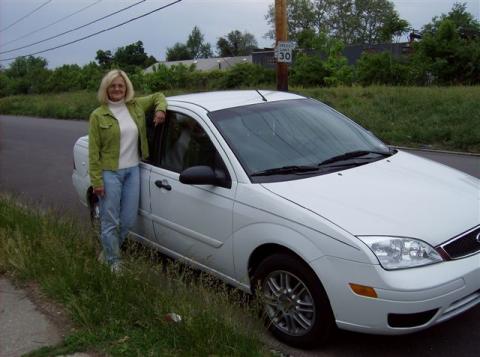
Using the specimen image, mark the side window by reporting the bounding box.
[159,112,228,177]
[145,108,163,165]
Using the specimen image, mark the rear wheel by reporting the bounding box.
[253,253,335,348]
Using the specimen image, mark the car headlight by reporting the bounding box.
[358,236,443,270]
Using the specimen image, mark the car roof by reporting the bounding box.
[166,90,305,112]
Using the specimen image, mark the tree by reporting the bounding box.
[422,2,480,35]
[265,0,317,41]
[292,31,353,86]
[80,62,103,90]
[166,26,213,61]
[95,41,157,71]
[186,26,213,59]
[166,43,192,61]
[412,4,480,85]
[95,49,113,68]
[46,64,83,92]
[265,0,409,45]
[113,41,157,70]
[216,30,258,57]
[334,0,409,44]
[5,56,50,94]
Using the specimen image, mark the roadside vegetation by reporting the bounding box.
[298,86,480,153]
[1,86,478,153]
[2,3,479,98]
[0,3,479,153]
[0,196,268,356]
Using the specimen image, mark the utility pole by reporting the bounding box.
[275,0,288,92]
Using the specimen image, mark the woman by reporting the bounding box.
[89,69,166,271]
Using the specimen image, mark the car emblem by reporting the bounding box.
[477,233,480,243]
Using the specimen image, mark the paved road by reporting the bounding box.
[1,115,479,356]
[0,115,89,220]
[398,146,480,178]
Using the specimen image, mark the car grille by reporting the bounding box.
[439,226,480,260]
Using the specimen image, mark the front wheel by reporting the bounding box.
[253,253,335,349]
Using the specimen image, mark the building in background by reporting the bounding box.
[145,42,414,73]
[145,56,252,73]
[251,43,412,69]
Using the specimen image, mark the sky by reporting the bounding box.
[0,0,479,68]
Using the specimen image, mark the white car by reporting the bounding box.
[72,90,480,348]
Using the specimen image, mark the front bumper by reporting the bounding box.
[311,252,480,334]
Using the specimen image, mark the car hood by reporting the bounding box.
[261,151,480,246]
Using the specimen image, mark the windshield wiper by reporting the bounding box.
[319,150,392,166]
[251,165,320,177]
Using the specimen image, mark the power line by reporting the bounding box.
[0,0,183,62]
[2,0,105,48]
[0,0,54,33]
[0,0,149,55]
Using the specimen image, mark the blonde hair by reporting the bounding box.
[97,69,135,104]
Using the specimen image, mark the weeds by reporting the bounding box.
[296,86,480,153]
[0,196,267,356]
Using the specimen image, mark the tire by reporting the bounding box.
[253,253,335,349]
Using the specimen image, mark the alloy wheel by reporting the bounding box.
[262,270,316,336]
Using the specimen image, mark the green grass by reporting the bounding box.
[295,86,480,153]
[0,196,268,356]
[0,86,479,152]
[0,91,97,120]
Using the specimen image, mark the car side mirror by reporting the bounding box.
[179,166,230,188]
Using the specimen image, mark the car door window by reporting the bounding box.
[157,112,230,181]
[145,109,164,165]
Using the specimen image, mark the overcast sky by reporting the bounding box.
[0,0,479,68]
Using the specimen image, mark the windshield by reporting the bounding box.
[209,99,391,182]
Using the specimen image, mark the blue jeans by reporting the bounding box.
[99,166,140,265]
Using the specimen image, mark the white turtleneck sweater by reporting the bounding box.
[108,99,139,169]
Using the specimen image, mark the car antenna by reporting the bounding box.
[256,89,268,102]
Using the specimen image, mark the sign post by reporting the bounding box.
[275,0,288,92]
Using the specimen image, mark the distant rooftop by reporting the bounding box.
[145,55,252,73]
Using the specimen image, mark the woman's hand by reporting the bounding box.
[94,186,105,197]
[153,111,166,126]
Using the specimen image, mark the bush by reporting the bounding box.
[355,52,410,85]
[144,63,198,91]
[79,62,104,92]
[3,56,51,95]
[412,19,480,85]
[217,63,274,89]
[291,55,329,86]
[45,64,84,93]
[0,72,10,97]
[324,54,354,86]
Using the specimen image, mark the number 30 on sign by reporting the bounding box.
[275,41,296,63]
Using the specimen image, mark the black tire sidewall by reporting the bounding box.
[253,253,335,349]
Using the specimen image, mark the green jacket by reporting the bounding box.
[88,92,167,188]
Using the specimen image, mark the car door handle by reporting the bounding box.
[155,180,172,191]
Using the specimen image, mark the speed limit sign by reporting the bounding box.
[275,41,296,63]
